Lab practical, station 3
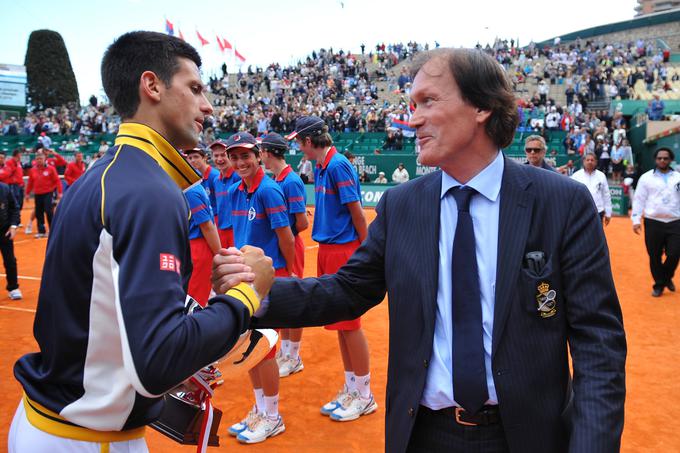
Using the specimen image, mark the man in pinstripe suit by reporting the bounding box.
[214,48,626,453]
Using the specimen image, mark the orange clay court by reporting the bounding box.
[0,201,678,452]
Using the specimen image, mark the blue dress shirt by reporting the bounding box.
[421,152,504,410]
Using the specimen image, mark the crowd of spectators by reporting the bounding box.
[2,38,677,183]
[202,42,424,144]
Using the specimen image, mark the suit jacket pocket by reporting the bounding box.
[520,259,560,318]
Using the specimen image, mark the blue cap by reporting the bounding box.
[260,132,289,155]
[285,116,326,140]
[224,132,259,151]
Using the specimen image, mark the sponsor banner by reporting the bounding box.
[304,183,392,208]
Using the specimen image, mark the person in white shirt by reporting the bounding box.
[571,153,612,226]
[392,163,409,184]
[374,171,388,184]
[631,147,680,297]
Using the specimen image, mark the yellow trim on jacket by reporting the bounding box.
[23,393,146,443]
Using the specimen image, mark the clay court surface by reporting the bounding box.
[1,202,678,452]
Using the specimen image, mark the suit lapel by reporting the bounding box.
[420,172,442,333]
[492,158,534,357]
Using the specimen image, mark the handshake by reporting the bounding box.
[211,245,274,315]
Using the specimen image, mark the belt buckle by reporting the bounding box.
[454,407,478,426]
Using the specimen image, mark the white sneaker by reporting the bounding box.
[330,391,378,422]
[236,413,285,444]
[8,289,22,300]
[275,349,284,367]
[24,225,32,235]
[279,356,304,377]
[320,385,349,416]
[228,405,259,437]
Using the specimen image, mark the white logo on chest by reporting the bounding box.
[248,207,256,221]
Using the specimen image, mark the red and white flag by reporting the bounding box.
[196,30,209,46]
[216,35,225,52]
[222,37,233,50]
[234,49,246,62]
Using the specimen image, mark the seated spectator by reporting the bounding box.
[374,171,388,184]
[359,171,370,183]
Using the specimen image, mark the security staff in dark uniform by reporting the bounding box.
[0,180,21,299]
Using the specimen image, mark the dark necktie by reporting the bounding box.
[451,186,488,414]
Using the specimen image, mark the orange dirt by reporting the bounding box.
[0,203,677,452]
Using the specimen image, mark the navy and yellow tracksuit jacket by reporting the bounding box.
[14,123,256,440]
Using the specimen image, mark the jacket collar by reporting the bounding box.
[114,122,201,191]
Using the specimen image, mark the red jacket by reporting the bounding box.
[0,159,24,187]
[64,161,86,186]
[26,165,62,195]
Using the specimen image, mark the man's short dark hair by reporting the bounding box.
[654,147,675,160]
[410,48,519,149]
[101,31,202,119]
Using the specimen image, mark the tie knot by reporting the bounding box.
[451,186,477,212]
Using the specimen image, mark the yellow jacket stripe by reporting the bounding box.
[23,394,146,442]
[114,122,201,191]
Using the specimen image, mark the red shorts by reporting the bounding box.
[294,234,305,277]
[318,240,361,331]
[263,267,291,359]
[188,238,213,308]
[218,228,234,249]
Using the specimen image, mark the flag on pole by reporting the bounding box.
[221,37,233,50]
[235,49,246,62]
[196,30,209,46]
[165,19,174,36]
[216,35,225,52]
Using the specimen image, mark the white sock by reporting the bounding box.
[289,341,301,360]
[264,394,279,417]
[281,340,290,357]
[254,388,265,413]
[355,373,371,399]
[344,371,356,392]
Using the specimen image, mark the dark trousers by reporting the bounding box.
[10,185,24,215]
[406,406,509,453]
[644,218,680,290]
[34,192,54,234]
[0,230,18,291]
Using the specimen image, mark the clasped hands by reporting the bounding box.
[212,245,274,300]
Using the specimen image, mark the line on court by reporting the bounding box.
[0,274,41,281]
[0,305,36,313]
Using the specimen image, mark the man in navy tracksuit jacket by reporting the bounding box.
[9,31,269,452]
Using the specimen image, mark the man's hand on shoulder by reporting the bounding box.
[633,224,641,235]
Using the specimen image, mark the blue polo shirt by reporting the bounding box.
[185,184,214,240]
[312,147,361,244]
[276,165,307,236]
[201,166,220,214]
[214,168,241,230]
[230,167,289,269]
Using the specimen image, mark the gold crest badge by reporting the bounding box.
[536,282,557,318]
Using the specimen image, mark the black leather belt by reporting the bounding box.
[420,405,501,426]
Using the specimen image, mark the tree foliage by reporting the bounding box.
[24,29,79,110]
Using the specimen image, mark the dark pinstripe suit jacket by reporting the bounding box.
[254,157,626,453]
